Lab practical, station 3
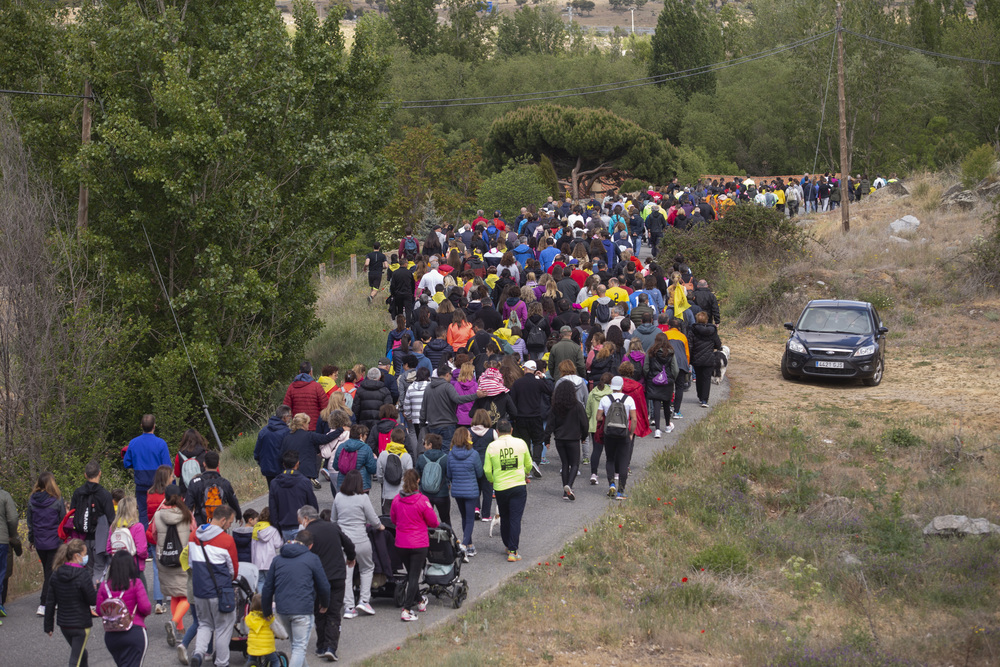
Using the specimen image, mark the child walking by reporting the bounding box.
[44,539,97,667]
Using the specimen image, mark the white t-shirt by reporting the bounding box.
[567,213,584,226]
[417,269,443,296]
[598,392,636,415]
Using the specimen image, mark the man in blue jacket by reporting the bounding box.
[269,450,319,541]
[254,405,291,488]
[123,414,171,527]
[262,528,331,667]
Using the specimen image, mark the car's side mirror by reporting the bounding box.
[878,326,889,335]
[784,322,795,331]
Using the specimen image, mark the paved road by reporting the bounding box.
[2,379,728,666]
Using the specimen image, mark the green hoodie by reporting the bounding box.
[483,434,532,492]
[586,384,613,432]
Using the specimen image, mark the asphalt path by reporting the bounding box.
[1,377,727,666]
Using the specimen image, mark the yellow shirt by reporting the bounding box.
[485,274,499,289]
[245,610,276,657]
[606,286,630,306]
[774,189,786,205]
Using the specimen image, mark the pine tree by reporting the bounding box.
[649,0,722,99]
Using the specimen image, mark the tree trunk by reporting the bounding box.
[570,155,581,200]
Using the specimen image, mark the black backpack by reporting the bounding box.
[592,300,611,324]
[383,452,404,486]
[604,396,630,437]
[159,523,183,568]
[525,320,547,349]
[403,236,418,256]
[73,489,99,535]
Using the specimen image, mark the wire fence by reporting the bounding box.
[317,254,360,282]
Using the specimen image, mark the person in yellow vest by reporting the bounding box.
[483,419,532,563]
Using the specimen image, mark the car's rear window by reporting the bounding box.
[796,307,872,335]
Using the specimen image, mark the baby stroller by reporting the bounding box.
[421,522,469,609]
[367,515,410,607]
[229,564,290,666]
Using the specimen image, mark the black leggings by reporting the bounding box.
[692,364,714,403]
[604,435,632,491]
[555,439,580,488]
[397,547,428,611]
[650,399,672,429]
[428,495,451,527]
[589,433,604,475]
[61,627,91,667]
[673,384,686,413]
[38,547,58,607]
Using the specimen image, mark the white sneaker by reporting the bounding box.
[36,605,45,617]
[401,609,418,622]
[344,607,359,619]
[590,474,598,485]
[356,602,375,615]
[654,429,662,438]
[416,596,429,612]
[664,423,675,434]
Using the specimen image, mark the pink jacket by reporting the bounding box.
[389,491,439,549]
[96,578,152,628]
[106,522,149,572]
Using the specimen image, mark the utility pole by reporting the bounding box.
[835,2,850,233]
[630,7,635,34]
[77,80,91,230]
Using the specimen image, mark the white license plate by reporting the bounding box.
[816,361,844,369]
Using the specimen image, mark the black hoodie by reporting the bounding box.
[44,563,96,633]
[268,470,319,530]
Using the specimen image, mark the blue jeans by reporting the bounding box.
[281,527,299,542]
[426,425,456,452]
[455,497,478,546]
[0,543,8,605]
[278,613,314,667]
[149,546,163,602]
[631,234,642,256]
[494,485,527,553]
[136,489,149,528]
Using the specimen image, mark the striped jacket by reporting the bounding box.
[189,523,239,601]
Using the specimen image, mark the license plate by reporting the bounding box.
[816,361,844,369]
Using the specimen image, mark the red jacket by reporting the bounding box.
[621,377,651,438]
[283,375,330,431]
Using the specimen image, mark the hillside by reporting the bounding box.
[360,176,1000,666]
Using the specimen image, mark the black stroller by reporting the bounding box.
[367,515,410,607]
[421,522,469,609]
[229,564,289,666]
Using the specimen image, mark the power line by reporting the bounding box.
[842,29,1000,66]
[0,88,94,101]
[813,31,837,175]
[393,31,836,109]
[393,30,835,107]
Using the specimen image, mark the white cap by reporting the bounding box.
[610,376,624,391]
[523,360,537,371]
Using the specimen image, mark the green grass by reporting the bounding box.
[304,277,393,372]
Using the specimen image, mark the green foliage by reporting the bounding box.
[619,178,646,194]
[710,204,807,260]
[536,154,561,198]
[856,287,895,311]
[495,5,567,58]
[882,427,923,449]
[657,226,724,282]
[726,275,797,327]
[226,433,259,462]
[962,144,998,189]
[690,542,750,573]
[486,104,676,198]
[386,0,439,55]
[477,162,550,220]
[439,0,498,62]
[970,203,1000,292]
[865,491,919,556]
[649,0,722,99]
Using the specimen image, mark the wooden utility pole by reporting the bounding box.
[835,3,850,233]
[76,80,91,230]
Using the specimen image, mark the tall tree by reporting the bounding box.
[486,105,676,198]
[386,0,439,55]
[649,0,723,99]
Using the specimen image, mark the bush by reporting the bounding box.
[970,203,1000,292]
[477,162,550,220]
[856,287,895,311]
[961,144,998,189]
[726,275,797,326]
[690,542,750,573]
[882,427,922,448]
[710,203,807,260]
[656,225,724,282]
[536,155,561,198]
[619,178,646,195]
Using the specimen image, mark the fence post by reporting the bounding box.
[319,263,326,282]
[350,254,357,280]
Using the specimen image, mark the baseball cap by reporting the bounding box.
[610,376,624,391]
[378,357,391,366]
[560,325,572,333]
[523,360,537,371]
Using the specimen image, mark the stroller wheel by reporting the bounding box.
[452,580,469,609]
[393,582,406,608]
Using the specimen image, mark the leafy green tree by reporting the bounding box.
[536,154,561,197]
[477,162,550,220]
[487,104,676,198]
[495,5,567,57]
[70,0,392,442]
[439,0,498,61]
[571,0,596,16]
[386,0,439,55]
[649,0,723,99]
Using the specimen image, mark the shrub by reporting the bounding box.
[619,178,646,194]
[882,427,922,448]
[726,275,797,326]
[961,143,998,189]
[970,203,1000,293]
[690,542,750,573]
[478,162,550,220]
[536,154,561,198]
[857,287,894,311]
[710,203,807,260]
[656,225,724,282]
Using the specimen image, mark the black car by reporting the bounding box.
[781,299,888,386]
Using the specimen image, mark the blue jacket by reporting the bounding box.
[539,246,559,273]
[123,432,171,491]
[268,470,318,530]
[189,524,238,601]
[416,449,450,499]
[262,542,330,616]
[333,439,378,490]
[512,243,533,267]
[254,415,290,477]
[447,448,483,499]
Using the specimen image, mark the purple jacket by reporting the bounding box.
[96,578,152,628]
[28,491,65,551]
[451,372,479,426]
[502,299,527,326]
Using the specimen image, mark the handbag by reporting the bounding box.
[269,616,289,640]
[651,364,672,387]
[196,540,236,613]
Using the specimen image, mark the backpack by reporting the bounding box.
[403,236,418,256]
[158,522,183,568]
[604,396,630,438]
[179,452,203,489]
[592,300,611,324]
[525,320,548,349]
[338,446,358,475]
[507,308,522,331]
[383,452,404,486]
[109,525,137,557]
[377,427,393,454]
[340,385,356,409]
[421,456,444,495]
[485,224,499,245]
[100,583,134,632]
[73,489,99,535]
[202,480,224,522]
